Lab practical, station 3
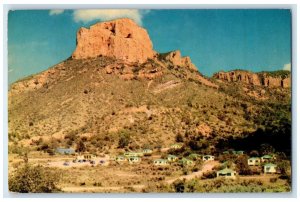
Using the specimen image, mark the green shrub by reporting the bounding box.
[9,164,61,193]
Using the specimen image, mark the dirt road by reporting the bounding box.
[165,160,219,184]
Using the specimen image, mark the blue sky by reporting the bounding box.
[8,9,291,84]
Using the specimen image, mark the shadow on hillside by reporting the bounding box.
[216,119,291,157]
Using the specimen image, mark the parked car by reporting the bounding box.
[63,162,70,166]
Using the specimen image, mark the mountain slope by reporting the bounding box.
[8,18,291,156]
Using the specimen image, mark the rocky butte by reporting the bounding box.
[72,18,156,63]
[72,18,198,70]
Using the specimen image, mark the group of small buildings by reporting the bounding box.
[216,154,278,179]
[115,150,153,164]
[247,155,277,174]
[55,147,279,176]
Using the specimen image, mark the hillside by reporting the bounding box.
[8,18,291,157]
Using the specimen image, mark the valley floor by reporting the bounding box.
[8,152,290,193]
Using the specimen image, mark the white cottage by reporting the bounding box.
[248,157,261,166]
[202,155,214,162]
[264,163,277,174]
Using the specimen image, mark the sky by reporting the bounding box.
[8,9,291,84]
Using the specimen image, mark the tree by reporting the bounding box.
[173,180,185,193]
[76,140,86,153]
[176,134,184,142]
[260,144,275,155]
[9,164,61,193]
[249,150,260,157]
[235,155,251,175]
[118,130,131,148]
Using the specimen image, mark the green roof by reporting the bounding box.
[189,153,200,157]
[248,157,260,160]
[264,163,277,167]
[261,155,273,158]
[217,168,236,174]
[171,143,183,146]
[180,158,193,163]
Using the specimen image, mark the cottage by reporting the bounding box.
[222,151,230,154]
[128,156,141,164]
[261,155,273,162]
[115,155,127,162]
[153,159,169,166]
[202,155,215,162]
[167,155,178,162]
[179,158,194,166]
[142,149,153,156]
[170,143,183,150]
[124,152,144,157]
[264,163,277,174]
[235,151,244,155]
[56,148,75,155]
[217,168,237,179]
[83,154,97,161]
[248,157,261,166]
[189,153,201,160]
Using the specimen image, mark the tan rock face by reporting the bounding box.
[72,18,156,63]
[214,70,291,88]
[263,74,291,88]
[214,70,260,85]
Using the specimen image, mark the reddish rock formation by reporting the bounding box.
[213,70,291,88]
[214,70,260,86]
[163,50,197,71]
[262,74,291,88]
[72,18,156,63]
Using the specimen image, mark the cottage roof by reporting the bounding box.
[116,155,125,158]
[189,153,200,157]
[248,157,260,160]
[264,163,277,167]
[261,155,273,159]
[168,155,177,158]
[181,158,193,162]
[56,148,74,151]
[217,168,236,174]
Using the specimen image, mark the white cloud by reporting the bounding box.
[283,63,291,71]
[8,69,14,73]
[73,9,147,25]
[49,10,64,16]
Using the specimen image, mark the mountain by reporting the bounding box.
[8,18,291,156]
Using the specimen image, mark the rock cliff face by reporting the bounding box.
[213,70,291,88]
[72,18,156,63]
[162,50,197,71]
[261,73,291,88]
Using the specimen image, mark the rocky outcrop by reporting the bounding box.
[213,70,291,88]
[9,63,66,94]
[162,50,197,71]
[213,70,261,86]
[72,18,156,63]
[262,74,291,88]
